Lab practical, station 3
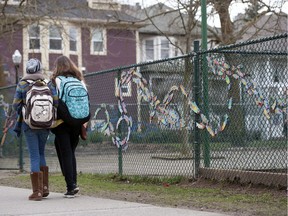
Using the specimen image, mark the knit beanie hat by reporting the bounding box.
[26,58,42,74]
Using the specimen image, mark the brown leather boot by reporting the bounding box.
[29,172,43,201]
[40,166,49,197]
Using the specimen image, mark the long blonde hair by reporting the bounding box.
[51,55,84,84]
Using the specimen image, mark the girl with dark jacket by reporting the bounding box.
[51,55,88,198]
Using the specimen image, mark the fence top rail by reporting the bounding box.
[200,33,288,54]
[84,53,193,78]
[0,84,16,91]
[204,50,288,56]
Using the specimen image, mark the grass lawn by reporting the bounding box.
[0,172,287,216]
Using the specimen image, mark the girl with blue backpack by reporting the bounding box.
[51,55,90,198]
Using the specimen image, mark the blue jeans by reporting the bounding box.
[23,123,49,172]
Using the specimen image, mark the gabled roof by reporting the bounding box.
[2,0,142,27]
[235,12,287,42]
[124,3,214,37]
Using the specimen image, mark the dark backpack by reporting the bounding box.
[22,79,56,129]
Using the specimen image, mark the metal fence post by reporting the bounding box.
[193,41,201,178]
[202,51,210,168]
[117,69,123,176]
[200,0,210,167]
[118,146,123,175]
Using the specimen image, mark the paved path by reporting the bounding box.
[0,186,230,216]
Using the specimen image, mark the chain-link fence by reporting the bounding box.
[0,34,287,187]
[0,85,19,170]
[197,34,287,186]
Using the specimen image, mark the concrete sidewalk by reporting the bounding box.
[0,186,230,216]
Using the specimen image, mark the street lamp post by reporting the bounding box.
[12,50,23,172]
[12,50,22,84]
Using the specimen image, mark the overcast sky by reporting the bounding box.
[118,0,288,27]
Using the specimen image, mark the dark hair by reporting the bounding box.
[51,55,84,83]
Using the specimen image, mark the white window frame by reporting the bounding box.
[160,39,170,59]
[144,39,154,61]
[143,36,174,61]
[49,25,62,52]
[69,27,78,52]
[90,28,107,55]
[28,24,40,51]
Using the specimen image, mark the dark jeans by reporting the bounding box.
[52,122,81,191]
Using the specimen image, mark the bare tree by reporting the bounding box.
[209,0,287,43]
[130,0,286,46]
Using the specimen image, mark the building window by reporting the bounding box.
[91,28,106,55]
[161,39,169,59]
[174,41,179,57]
[1,63,9,75]
[87,0,120,10]
[69,27,77,52]
[49,25,62,50]
[28,24,40,49]
[145,40,154,61]
[144,37,173,61]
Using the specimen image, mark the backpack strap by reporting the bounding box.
[25,79,34,85]
[56,76,63,99]
[22,80,38,90]
[30,79,50,85]
[42,79,50,84]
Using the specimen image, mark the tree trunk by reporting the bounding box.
[179,0,195,156]
[0,57,6,87]
[213,0,235,44]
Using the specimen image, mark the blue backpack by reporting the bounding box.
[57,76,90,126]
